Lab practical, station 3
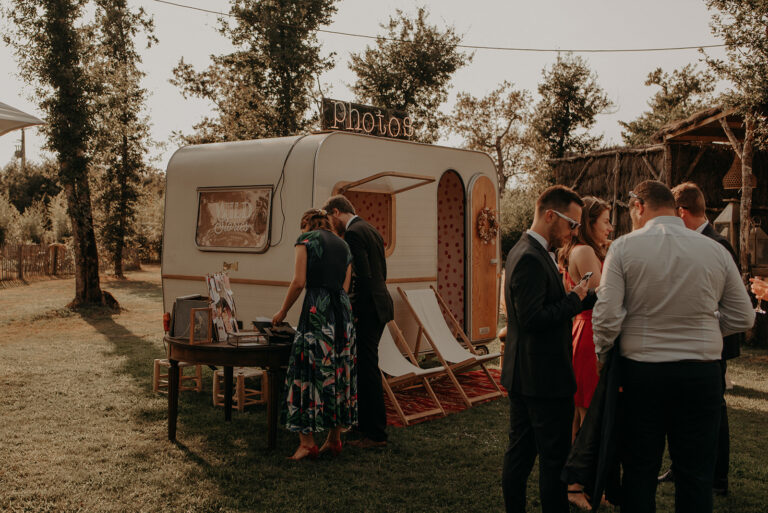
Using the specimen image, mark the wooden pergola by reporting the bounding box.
[652,106,756,278]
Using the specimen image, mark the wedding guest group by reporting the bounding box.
[271,180,756,513]
[502,180,755,513]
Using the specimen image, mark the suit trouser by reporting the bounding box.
[502,394,573,513]
[619,358,721,513]
[355,308,388,442]
[714,359,729,487]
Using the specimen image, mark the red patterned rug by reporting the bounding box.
[385,368,507,427]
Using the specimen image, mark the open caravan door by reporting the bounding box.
[466,174,499,342]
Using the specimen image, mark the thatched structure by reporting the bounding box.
[549,107,767,241]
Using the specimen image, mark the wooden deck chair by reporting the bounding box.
[397,286,503,408]
[379,321,446,426]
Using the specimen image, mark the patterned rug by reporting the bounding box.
[385,368,507,427]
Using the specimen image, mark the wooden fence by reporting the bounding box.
[0,244,143,282]
[0,243,75,281]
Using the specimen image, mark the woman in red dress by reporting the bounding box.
[558,196,612,509]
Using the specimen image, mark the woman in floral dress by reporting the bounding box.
[272,208,357,460]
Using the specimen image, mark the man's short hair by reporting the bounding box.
[631,180,676,211]
[536,185,584,216]
[323,195,356,215]
[671,182,707,217]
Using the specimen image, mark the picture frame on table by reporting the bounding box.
[190,307,213,344]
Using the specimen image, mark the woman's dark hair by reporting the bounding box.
[559,196,611,268]
[300,208,332,232]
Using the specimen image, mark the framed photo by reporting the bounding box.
[195,185,273,253]
[189,307,213,344]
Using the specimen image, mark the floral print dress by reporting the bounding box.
[282,229,358,434]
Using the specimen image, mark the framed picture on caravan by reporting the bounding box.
[195,185,273,253]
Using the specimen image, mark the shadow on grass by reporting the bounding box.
[102,276,163,300]
[77,307,158,384]
[728,384,768,402]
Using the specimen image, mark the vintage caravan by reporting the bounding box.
[162,131,500,350]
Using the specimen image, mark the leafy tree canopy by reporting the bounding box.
[171,0,337,143]
[348,7,471,143]
[446,81,532,190]
[705,0,768,146]
[532,53,613,159]
[0,159,61,213]
[620,64,715,146]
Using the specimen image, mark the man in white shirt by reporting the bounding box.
[592,180,754,513]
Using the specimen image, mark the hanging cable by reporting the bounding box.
[152,0,725,54]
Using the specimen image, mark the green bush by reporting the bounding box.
[0,193,20,245]
[48,191,71,242]
[499,182,546,260]
[18,199,48,244]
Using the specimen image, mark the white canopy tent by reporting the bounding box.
[0,101,43,137]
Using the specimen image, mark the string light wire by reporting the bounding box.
[152,0,725,54]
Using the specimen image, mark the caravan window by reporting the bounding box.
[343,190,394,255]
[195,185,272,253]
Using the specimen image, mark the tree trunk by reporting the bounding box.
[64,179,103,306]
[739,117,755,282]
[495,140,508,191]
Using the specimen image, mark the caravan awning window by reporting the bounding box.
[335,172,434,258]
[336,172,434,195]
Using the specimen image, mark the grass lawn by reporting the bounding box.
[0,266,766,512]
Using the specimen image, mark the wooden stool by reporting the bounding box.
[153,359,203,393]
[213,367,268,412]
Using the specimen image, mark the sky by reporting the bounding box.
[0,0,729,171]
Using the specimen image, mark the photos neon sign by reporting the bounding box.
[321,98,414,140]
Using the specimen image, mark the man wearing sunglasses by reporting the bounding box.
[502,185,597,513]
[592,180,754,513]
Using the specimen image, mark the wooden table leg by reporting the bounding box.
[224,366,233,422]
[168,359,179,441]
[266,367,284,449]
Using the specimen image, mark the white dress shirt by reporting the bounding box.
[345,214,359,231]
[592,216,754,363]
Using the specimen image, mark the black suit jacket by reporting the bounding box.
[501,233,596,397]
[344,217,394,325]
[702,222,742,360]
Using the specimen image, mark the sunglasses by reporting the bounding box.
[628,190,644,205]
[549,209,581,230]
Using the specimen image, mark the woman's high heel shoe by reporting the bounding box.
[288,445,319,461]
[319,440,343,457]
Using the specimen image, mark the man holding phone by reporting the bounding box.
[502,185,597,513]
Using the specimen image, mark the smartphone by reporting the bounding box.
[578,271,594,284]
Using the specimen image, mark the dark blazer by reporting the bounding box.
[702,222,742,360]
[501,233,595,397]
[344,216,394,325]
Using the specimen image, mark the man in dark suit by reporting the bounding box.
[502,185,596,513]
[324,195,394,448]
[665,182,742,495]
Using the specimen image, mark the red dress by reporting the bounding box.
[564,267,600,409]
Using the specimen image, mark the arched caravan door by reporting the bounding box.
[436,170,466,330]
[466,174,499,342]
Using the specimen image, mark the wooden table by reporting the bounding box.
[165,336,292,449]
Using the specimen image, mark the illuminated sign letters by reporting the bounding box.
[321,98,413,140]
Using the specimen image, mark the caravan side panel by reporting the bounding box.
[162,136,320,325]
